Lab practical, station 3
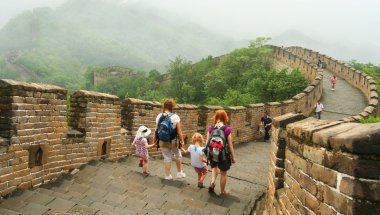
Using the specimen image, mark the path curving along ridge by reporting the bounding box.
[285,46,378,121]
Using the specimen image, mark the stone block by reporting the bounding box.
[287,117,341,143]
[323,185,353,214]
[273,113,305,129]
[333,122,380,154]
[340,177,380,202]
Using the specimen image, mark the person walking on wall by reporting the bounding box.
[205,110,236,195]
[315,99,324,119]
[260,111,272,143]
[318,57,323,69]
[330,75,337,90]
[153,99,186,180]
[133,125,156,176]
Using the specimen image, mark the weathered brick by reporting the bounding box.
[329,123,380,155]
[340,177,380,202]
[323,185,353,214]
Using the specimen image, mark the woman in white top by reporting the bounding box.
[153,99,186,180]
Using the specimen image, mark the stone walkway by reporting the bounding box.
[318,68,367,120]
[0,141,270,215]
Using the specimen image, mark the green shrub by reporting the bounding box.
[360,116,380,124]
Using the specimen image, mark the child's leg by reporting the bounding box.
[139,158,143,167]
[197,172,202,182]
[143,159,149,173]
[199,171,207,183]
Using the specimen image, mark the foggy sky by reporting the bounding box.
[1,0,379,63]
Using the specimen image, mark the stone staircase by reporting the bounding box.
[0,142,269,215]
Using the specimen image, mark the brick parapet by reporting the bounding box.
[266,117,380,214]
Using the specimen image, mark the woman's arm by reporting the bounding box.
[181,147,188,154]
[176,122,185,146]
[227,135,236,164]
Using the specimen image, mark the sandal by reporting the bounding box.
[220,190,230,196]
[208,182,215,193]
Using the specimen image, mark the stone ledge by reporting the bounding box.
[0,79,67,94]
[273,113,305,129]
[72,90,119,101]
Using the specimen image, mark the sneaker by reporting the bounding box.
[164,175,173,180]
[198,182,204,188]
[143,171,150,176]
[176,171,186,179]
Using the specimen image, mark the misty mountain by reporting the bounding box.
[0,0,243,89]
[271,29,380,64]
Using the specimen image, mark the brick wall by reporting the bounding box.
[69,90,127,161]
[265,115,380,215]
[0,79,68,195]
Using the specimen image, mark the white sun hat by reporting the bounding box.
[135,125,151,139]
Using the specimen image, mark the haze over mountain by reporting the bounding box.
[0,0,379,92]
[0,0,244,89]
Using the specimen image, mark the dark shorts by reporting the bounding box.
[209,156,231,172]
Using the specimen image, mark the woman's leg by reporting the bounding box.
[211,167,219,184]
[165,162,171,176]
[220,171,228,194]
[197,172,202,182]
[161,148,172,177]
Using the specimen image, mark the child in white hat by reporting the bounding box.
[133,125,156,176]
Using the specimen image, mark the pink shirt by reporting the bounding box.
[134,137,149,160]
[330,76,337,84]
[208,125,231,137]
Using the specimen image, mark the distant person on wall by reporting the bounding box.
[318,58,322,69]
[133,125,156,176]
[330,75,337,90]
[260,111,272,142]
[315,99,324,119]
[204,110,236,195]
[153,99,186,180]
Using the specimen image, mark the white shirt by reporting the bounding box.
[315,103,324,112]
[155,112,180,128]
[187,145,206,168]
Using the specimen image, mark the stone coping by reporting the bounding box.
[0,79,67,94]
[72,90,119,100]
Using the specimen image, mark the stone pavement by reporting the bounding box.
[319,68,367,120]
[0,141,270,215]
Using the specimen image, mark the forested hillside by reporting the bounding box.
[92,39,309,106]
[0,0,243,91]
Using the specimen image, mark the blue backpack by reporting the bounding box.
[157,113,177,142]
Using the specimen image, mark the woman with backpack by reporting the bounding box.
[153,99,186,180]
[205,110,236,195]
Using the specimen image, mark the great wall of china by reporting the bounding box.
[0,46,379,214]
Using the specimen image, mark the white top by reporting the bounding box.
[187,145,206,168]
[155,112,180,128]
[315,103,324,112]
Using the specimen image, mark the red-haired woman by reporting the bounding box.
[206,110,236,195]
[154,99,186,180]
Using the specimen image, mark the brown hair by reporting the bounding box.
[213,110,229,125]
[163,99,176,112]
[192,133,204,146]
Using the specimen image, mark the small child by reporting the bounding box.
[181,133,208,188]
[133,126,156,176]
